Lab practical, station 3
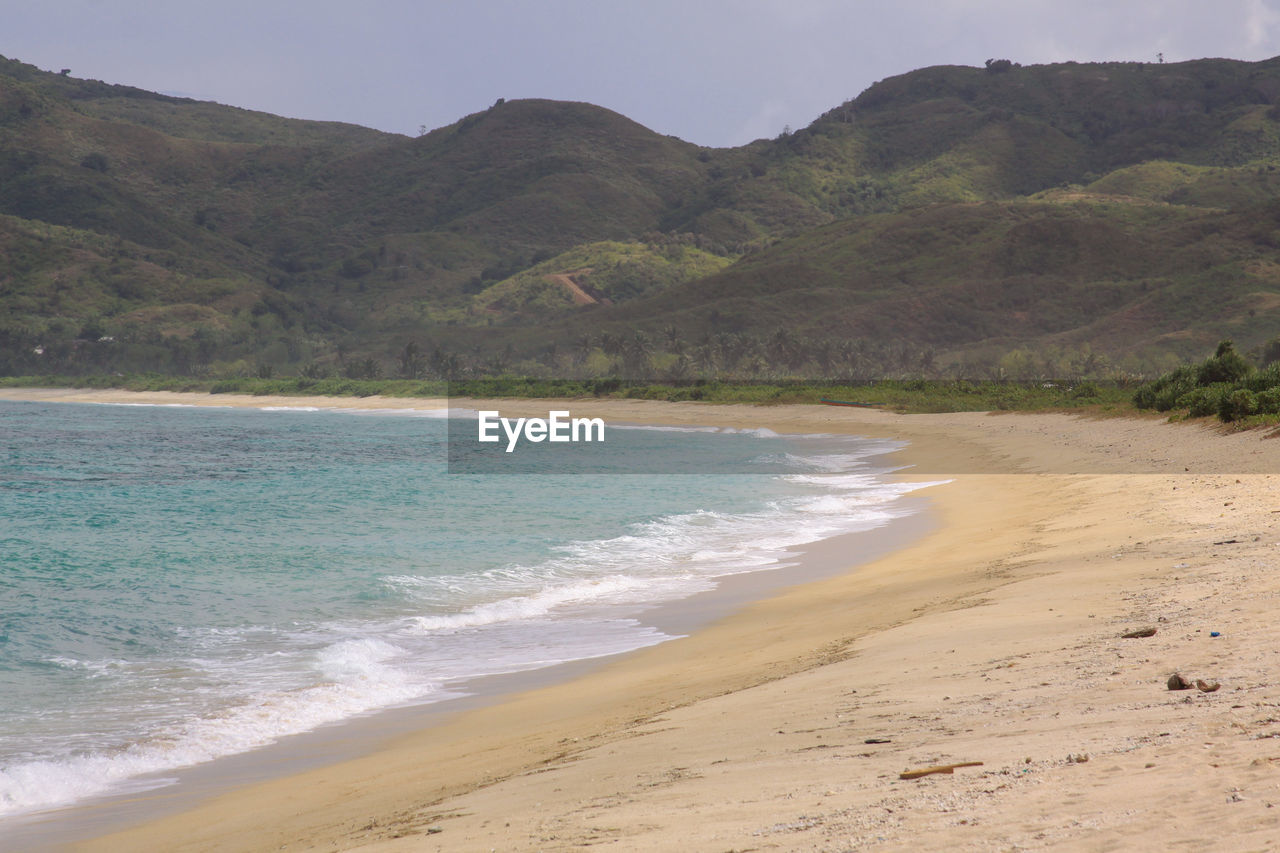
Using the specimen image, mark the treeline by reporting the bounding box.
[0,309,325,378]
[0,373,1133,413]
[1133,339,1280,422]
[0,315,1207,388]
[375,330,1137,384]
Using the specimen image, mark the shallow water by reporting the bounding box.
[0,400,921,818]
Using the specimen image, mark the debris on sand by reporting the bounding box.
[899,762,983,780]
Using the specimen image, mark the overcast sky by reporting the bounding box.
[6,0,1280,147]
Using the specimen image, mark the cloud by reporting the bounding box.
[1244,0,1280,50]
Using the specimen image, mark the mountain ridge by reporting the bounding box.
[3,53,1280,379]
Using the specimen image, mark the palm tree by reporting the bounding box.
[397,341,426,378]
[622,331,653,378]
[665,353,692,381]
[599,332,623,358]
[663,325,684,356]
[814,339,835,378]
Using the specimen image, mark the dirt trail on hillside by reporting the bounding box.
[545,270,609,306]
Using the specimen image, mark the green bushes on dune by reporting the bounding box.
[1133,340,1280,422]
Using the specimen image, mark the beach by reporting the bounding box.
[4,389,1280,851]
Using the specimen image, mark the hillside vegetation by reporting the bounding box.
[472,239,732,318]
[4,54,1280,380]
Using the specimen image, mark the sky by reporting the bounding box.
[6,0,1280,148]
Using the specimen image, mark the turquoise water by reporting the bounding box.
[0,400,918,817]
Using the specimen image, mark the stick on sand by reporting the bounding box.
[899,762,985,780]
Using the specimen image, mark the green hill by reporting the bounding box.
[5,53,1280,379]
[472,239,732,319]
[564,196,1280,368]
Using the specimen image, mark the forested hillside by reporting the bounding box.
[4,53,1280,380]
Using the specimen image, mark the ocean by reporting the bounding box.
[0,399,924,822]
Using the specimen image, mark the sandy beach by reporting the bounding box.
[5,388,1280,851]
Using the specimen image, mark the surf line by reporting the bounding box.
[477,410,605,453]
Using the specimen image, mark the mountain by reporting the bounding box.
[3,53,1280,379]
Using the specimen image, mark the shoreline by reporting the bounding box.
[5,389,1280,850]
[0,388,934,849]
[7,508,938,853]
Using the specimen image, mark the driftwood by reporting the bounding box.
[1122,627,1157,638]
[899,761,984,780]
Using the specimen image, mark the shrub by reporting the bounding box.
[1197,339,1251,385]
[343,357,382,380]
[340,257,374,279]
[1153,371,1198,411]
[1070,381,1100,400]
[1134,364,1196,410]
[210,378,249,394]
[591,378,621,395]
[1257,387,1280,415]
[1219,388,1258,421]
[80,152,108,173]
[1132,382,1158,409]
[1244,362,1280,392]
[1260,337,1280,367]
[1176,383,1231,418]
[1137,342,1260,413]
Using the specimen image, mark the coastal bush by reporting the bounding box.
[209,378,248,394]
[1133,340,1275,422]
[1175,383,1232,418]
[1257,387,1280,415]
[1150,366,1198,411]
[1243,362,1280,392]
[1260,337,1280,367]
[1070,381,1101,400]
[1197,340,1251,385]
[1219,388,1258,421]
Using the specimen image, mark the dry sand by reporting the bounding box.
[5,388,1280,851]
